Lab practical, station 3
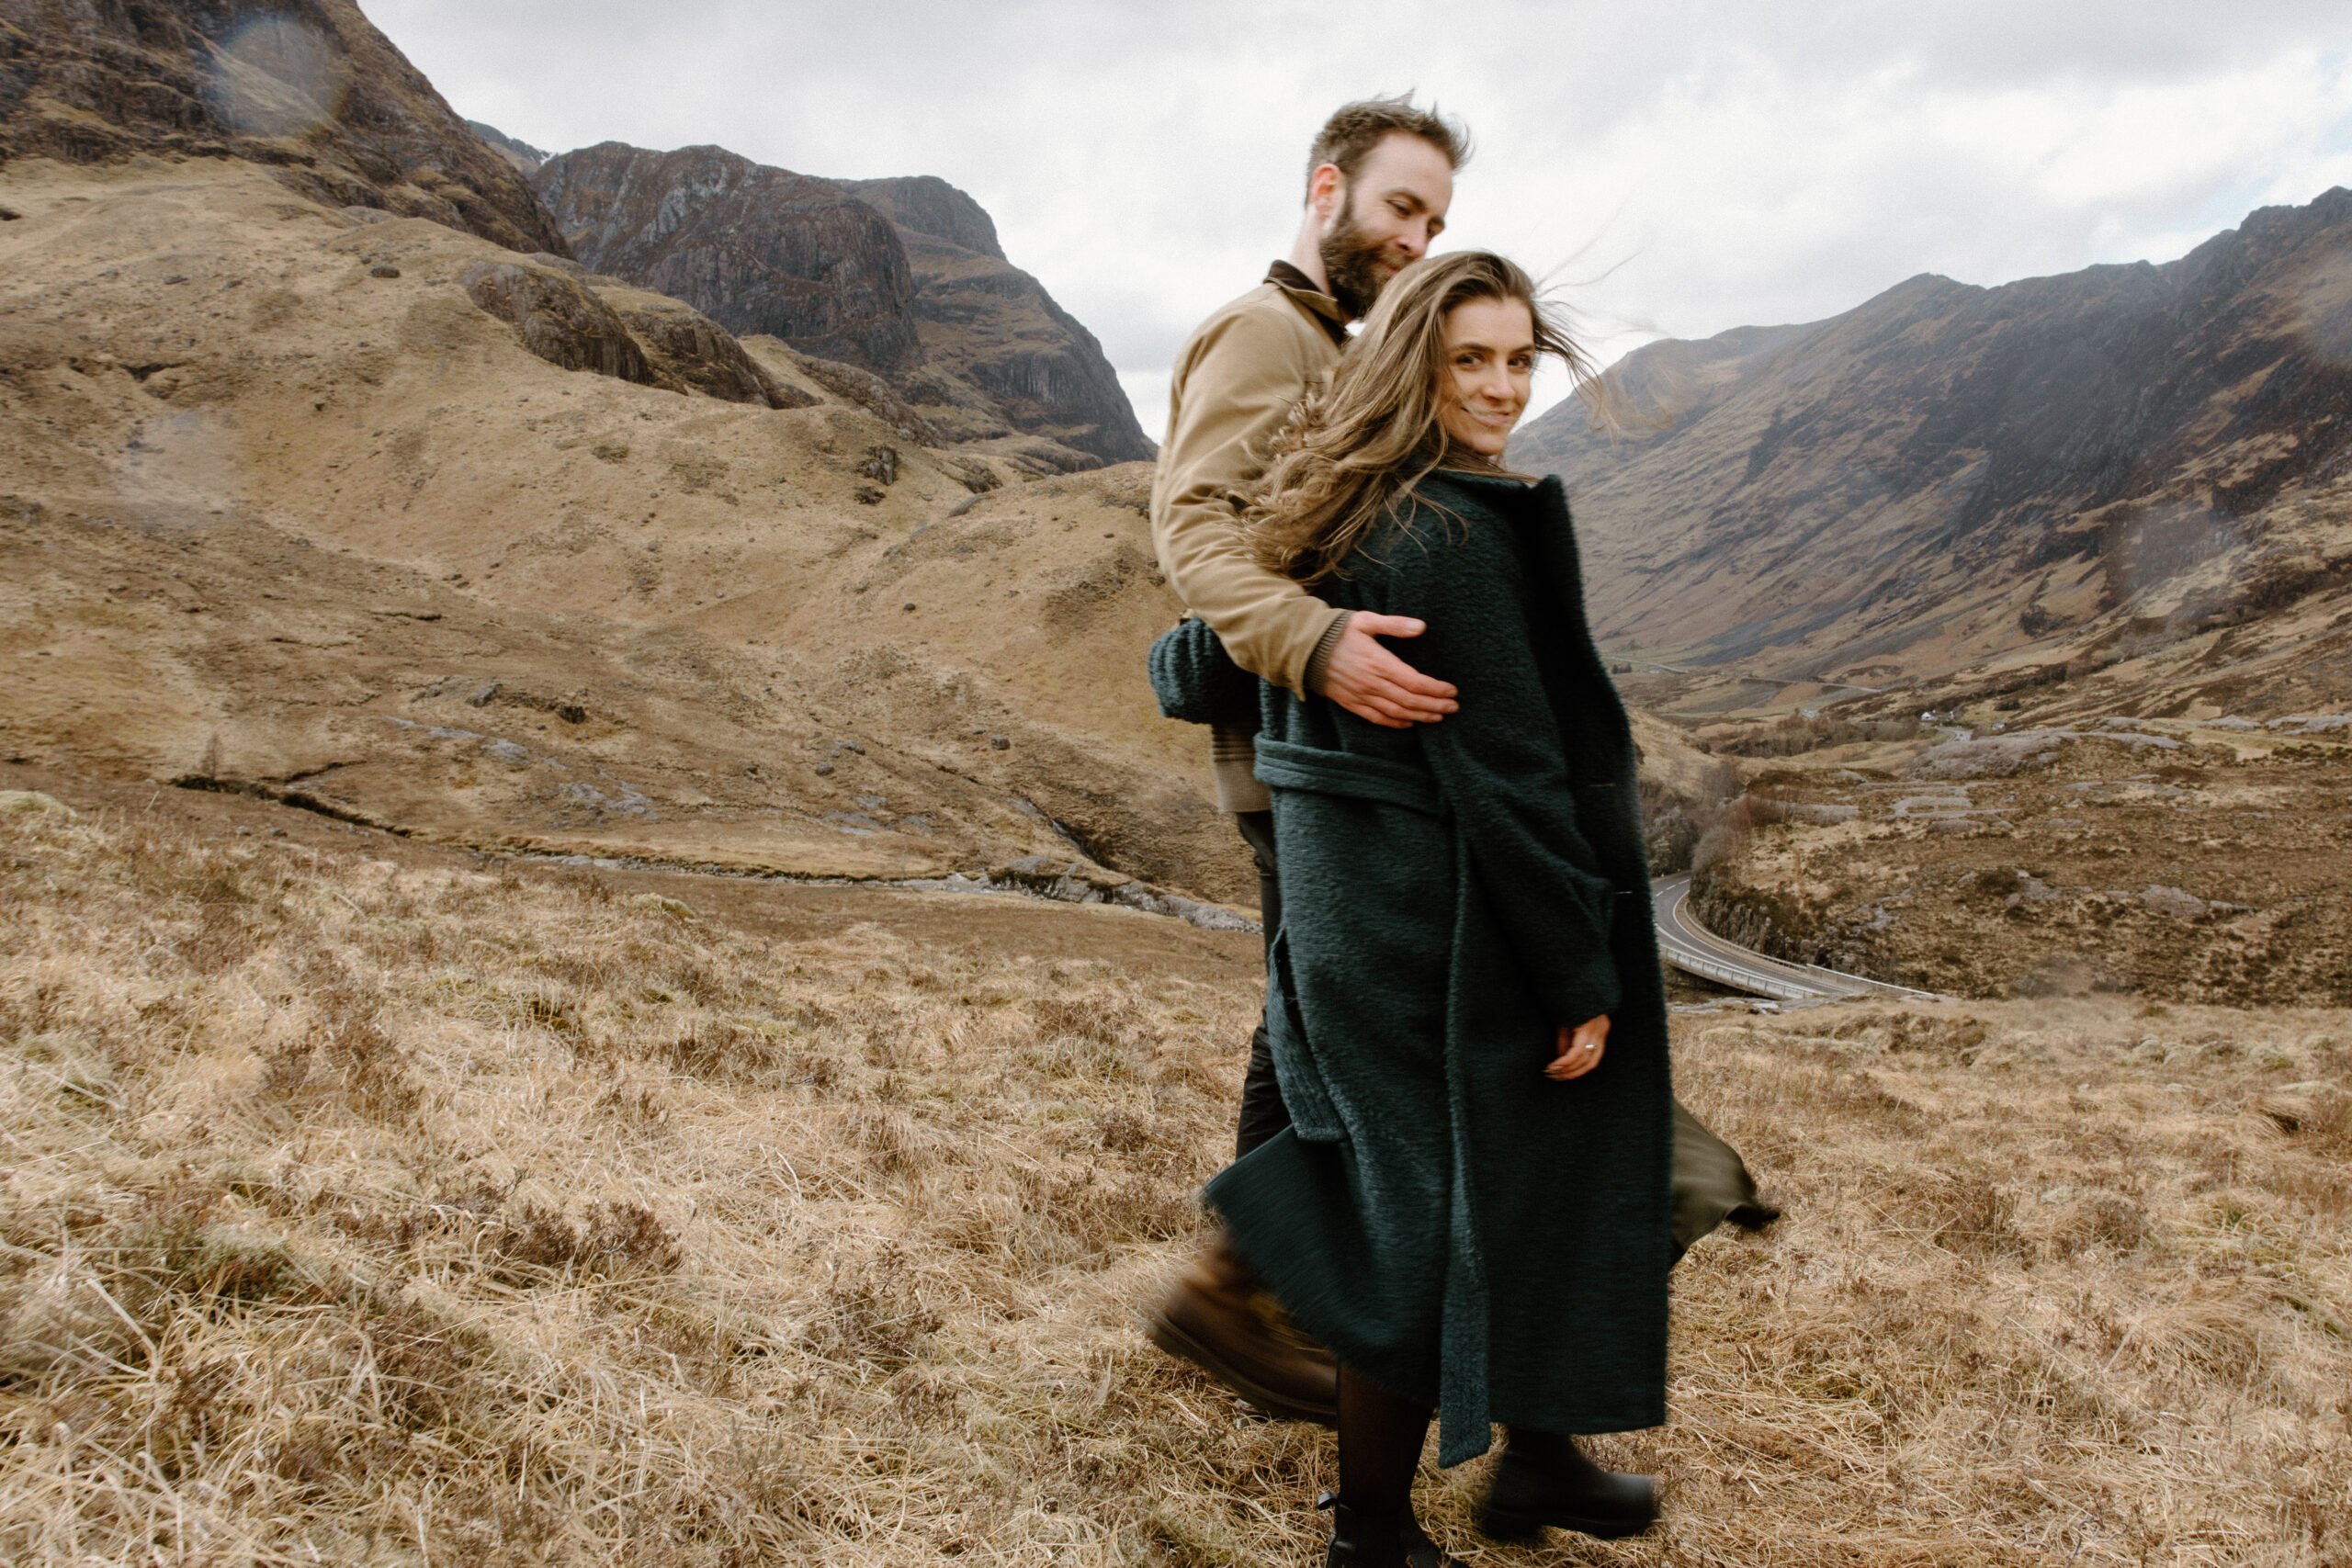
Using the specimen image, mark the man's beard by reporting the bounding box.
[1317,200,1394,321]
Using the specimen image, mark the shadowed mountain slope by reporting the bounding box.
[537,142,1154,467]
[1517,188,2352,687]
[0,0,569,254]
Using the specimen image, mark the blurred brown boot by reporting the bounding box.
[1147,1227,1338,1426]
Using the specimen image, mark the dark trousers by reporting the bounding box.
[1234,810,1293,1159]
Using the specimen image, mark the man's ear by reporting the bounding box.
[1306,162,1345,225]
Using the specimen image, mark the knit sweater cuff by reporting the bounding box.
[1303,610,1351,697]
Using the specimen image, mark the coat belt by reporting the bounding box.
[1252,737,1443,816]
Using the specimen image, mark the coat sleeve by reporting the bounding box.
[1148,299,1348,695]
[1356,509,1623,1029]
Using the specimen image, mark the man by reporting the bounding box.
[1144,96,1469,1427]
[1146,97,1774,1431]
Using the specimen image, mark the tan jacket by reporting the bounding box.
[1149,278,1351,697]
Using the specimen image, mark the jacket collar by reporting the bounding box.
[1264,260,1350,346]
[1419,468,1571,528]
[1424,467,1557,500]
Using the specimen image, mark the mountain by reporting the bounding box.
[0,0,569,255]
[532,143,923,374]
[535,142,1154,468]
[467,118,547,174]
[838,173,1154,465]
[1516,188,2352,693]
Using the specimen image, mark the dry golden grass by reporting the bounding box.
[1,793,2348,1565]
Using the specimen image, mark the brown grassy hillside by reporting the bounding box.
[0,156,1245,903]
[2,775,2346,1564]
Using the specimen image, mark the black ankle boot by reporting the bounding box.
[1319,1493,1462,1567]
[1477,1430,1657,1541]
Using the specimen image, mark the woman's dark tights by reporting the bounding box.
[1338,1367,1432,1517]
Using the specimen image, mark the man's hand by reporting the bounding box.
[1545,1015,1610,1080]
[1322,614,1458,728]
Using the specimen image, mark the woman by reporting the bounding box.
[1206,252,1671,1567]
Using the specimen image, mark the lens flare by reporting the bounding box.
[201,17,351,140]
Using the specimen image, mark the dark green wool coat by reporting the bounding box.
[1201,470,1672,1466]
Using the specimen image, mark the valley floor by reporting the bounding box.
[1,767,2347,1566]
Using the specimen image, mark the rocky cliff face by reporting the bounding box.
[1516,188,2352,685]
[0,0,570,255]
[537,144,1154,467]
[846,174,1155,466]
[534,143,922,374]
[840,175,1003,260]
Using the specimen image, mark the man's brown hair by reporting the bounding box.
[1305,96,1471,197]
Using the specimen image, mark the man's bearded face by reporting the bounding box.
[1317,188,1396,321]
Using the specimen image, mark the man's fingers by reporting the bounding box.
[1351,613,1427,639]
[1346,618,1458,702]
[1323,617,1456,728]
[1357,661,1457,712]
[1328,668,1446,728]
[1362,643,1457,704]
[1336,692,1415,728]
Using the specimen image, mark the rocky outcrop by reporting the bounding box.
[598,288,812,408]
[864,179,1155,465]
[534,142,921,373]
[1515,187,2352,682]
[0,0,570,256]
[740,341,939,443]
[536,143,1155,465]
[840,175,1003,260]
[459,257,809,409]
[459,261,656,383]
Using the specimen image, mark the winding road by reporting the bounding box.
[1650,874,1939,1003]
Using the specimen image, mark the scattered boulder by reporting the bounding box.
[0,790,75,817]
[2002,874,2064,910]
[1906,731,2069,780]
[2140,886,2209,920]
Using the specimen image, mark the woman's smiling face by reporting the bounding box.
[1436,295,1536,458]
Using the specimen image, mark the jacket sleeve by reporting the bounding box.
[1149,301,1348,695]
[1360,510,1623,1028]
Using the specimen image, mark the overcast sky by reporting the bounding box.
[369,0,2352,430]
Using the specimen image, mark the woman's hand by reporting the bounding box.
[1545,1015,1610,1080]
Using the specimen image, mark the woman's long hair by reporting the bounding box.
[1245,251,1601,586]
